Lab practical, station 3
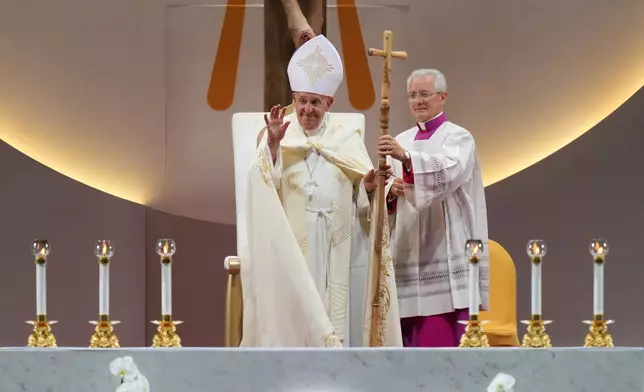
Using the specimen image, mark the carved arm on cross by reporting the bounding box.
[279,0,324,48]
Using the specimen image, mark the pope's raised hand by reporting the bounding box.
[264,105,291,147]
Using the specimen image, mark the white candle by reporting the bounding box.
[36,263,46,315]
[589,239,608,316]
[99,263,109,315]
[468,261,479,316]
[531,262,541,315]
[594,261,603,315]
[161,263,172,315]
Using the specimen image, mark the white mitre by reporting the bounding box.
[287,34,344,97]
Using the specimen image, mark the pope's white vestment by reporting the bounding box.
[239,111,402,347]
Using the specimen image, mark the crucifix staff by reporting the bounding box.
[367,30,407,347]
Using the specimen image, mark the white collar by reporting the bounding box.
[417,111,444,131]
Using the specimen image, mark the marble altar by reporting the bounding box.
[0,347,642,392]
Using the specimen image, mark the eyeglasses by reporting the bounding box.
[406,91,442,100]
[296,97,325,108]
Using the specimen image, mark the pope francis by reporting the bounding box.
[239,35,402,347]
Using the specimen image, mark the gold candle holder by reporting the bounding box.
[583,314,614,348]
[89,315,121,348]
[458,314,490,348]
[521,240,552,348]
[151,239,182,347]
[26,315,58,348]
[458,240,489,348]
[583,239,614,348]
[151,314,183,347]
[521,315,552,348]
[89,240,120,348]
[27,239,57,348]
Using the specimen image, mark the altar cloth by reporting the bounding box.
[0,347,642,391]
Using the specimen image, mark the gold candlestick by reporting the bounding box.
[458,314,490,348]
[458,240,489,348]
[584,239,614,347]
[27,239,57,348]
[26,315,57,348]
[583,314,614,348]
[583,239,614,348]
[89,240,120,348]
[89,315,121,348]
[521,315,552,348]
[521,240,552,348]
[151,315,183,347]
[151,239,182,347]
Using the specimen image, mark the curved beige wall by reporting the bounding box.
[1,0,642,224]
[486,87,644,346]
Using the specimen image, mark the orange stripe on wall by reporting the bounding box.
[207,0,246,111]
[337,0,375,111]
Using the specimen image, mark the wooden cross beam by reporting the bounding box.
[366,30,407,347]
[367,30,408,131]
[264,0,326,112]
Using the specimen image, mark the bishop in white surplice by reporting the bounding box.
[379,68,489,347]
[239,35,402,348]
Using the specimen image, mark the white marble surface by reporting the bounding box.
[0,347,642,392]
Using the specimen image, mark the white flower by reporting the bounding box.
[110,356,140,382]
[132,375,150,392]
[487,372,515,392]
[109,356,150,392]
[116,381,139,392]
[116,375,150,392]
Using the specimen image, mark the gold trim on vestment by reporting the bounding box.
[258,150,273,187]
[323,331,342,347]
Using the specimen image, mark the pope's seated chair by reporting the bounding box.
[480,240,520,346]
[224,256,243,347]
[224,109,367,347]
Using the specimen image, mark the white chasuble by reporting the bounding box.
[386,121,489,319]
[240,112,402,347]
